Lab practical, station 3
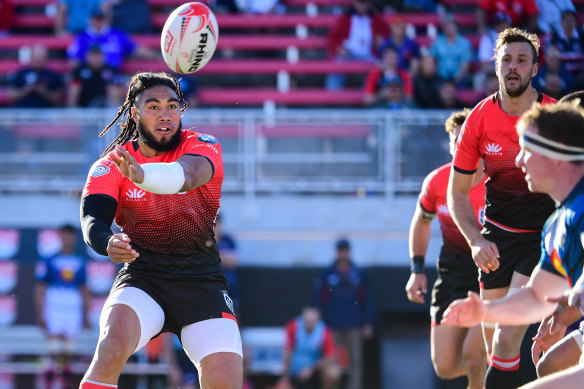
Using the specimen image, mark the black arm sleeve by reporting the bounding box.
[80,194,118,256]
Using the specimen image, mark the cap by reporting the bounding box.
[336,239,350,250]
[493,12,511,24]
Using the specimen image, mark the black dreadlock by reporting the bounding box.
[99,72,187,157]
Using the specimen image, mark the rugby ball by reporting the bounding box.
[160,2,219,74]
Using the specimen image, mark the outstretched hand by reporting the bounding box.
[441,291,484,327]
[110,145,145,184]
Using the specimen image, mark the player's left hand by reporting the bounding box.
[531,315,565,364]
[441,291,484,327]
[111,145,145,184]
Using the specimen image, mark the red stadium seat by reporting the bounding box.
[199,88,364,106]
[258,124,372,138]
[13,124,81,139]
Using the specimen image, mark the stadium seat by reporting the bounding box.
[198,88,364,106]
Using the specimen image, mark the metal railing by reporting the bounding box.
[0,108,455,197]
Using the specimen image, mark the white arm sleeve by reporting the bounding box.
[135,162,185,194]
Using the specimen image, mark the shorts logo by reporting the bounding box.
[91,163,110,178]
[222,290,234,314]
[197,134,218,144]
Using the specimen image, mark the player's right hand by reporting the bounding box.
[405,273,427,304]
[531,315,565,364]
[441,291,484,327]
[471,238,500,274]
[107,233,139,263]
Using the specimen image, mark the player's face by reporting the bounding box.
[496,42,538,98]
[132,85,182,153]
[516,126,551,193]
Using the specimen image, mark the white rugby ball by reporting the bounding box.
[160,2,219,74]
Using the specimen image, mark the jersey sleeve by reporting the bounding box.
[284,319,296,351]
[82,158,123,200]
[181,132,223,174]
[322,327,337,358]
[419,170,438,214]
[453,113,481,173]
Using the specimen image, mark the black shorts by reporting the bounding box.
[431,246,480,325]
[111,265,235,336]
[479,226,542,290]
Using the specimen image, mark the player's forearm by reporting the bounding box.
[483,287,556,326]
[409,215,431,258]
[448,190,482,246]
[80,194,117,256]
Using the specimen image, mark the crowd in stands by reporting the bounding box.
[0,0,582,108]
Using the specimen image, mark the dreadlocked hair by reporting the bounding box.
[99,72,187,157]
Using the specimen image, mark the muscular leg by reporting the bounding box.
[198,352,243,389]
[431,324,467,379]
[519,363,584,389]
[462,325,488,389]
[536,330,582,377]
[82,304,141,384]
[480,286,509,356]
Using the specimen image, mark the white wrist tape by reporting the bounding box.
[135,162,185,194]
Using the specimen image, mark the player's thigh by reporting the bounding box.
[180,317,243,369]
[431,324,468,368]
[538,330,582,377]
[99,286,165,353]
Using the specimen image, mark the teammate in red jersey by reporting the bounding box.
[78,72,242,389]
[406,109,487,388]
[447,28,556,389]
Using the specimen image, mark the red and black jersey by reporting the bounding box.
[82,130,223,274]
[420,163,486,255]
[453,92,556,234]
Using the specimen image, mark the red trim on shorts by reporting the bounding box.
[479,281,485,289]
[222,312,238,327]
[431,320,437,328]
[484,217,541,233]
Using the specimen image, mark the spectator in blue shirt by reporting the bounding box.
[314,238,374,389]
[67,7,154,70]
[430,15,474,87]
[378,14,421,75]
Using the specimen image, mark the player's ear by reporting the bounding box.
[131,106,138,122]
[531,62,538,78]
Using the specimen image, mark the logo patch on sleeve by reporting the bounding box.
[197,134,218,144]
[91,163,111,178]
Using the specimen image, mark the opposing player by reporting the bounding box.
[447,28,556,389]
[35,224,90,389]
[79,72,242,389]
[406,109,487,388]
[442,101,584,388]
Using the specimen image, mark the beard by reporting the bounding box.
[501,71,532,98]
[136,120,182,152]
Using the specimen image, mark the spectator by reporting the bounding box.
[215,213,241,316]
[34,225,90,389]
[364,45,413,108]
[536,0,576,34]
[67,45,124,107]
[55,0,105,35]
[7,44,65,108]
[0,0,14,36]
[314,238,374,389]
[477,0,538,34]
[413,51,442,108]
[475,12,511,91]
[438,79,465,109]
[67,7,155,70]
[325,0,389,90]
[378,14,421,74]
[548,10,584,83]
[276,307,341,389]
[430,15,474,87]
[402,0,436,12]
[102,0,153,34]
[533,45,574,98]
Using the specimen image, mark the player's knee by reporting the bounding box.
[203,372,241,389]
[493,326,525,351]
[536,352,562,378]
[432,357,462,379]
[462,350,486,376]
[95,330,135,364]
